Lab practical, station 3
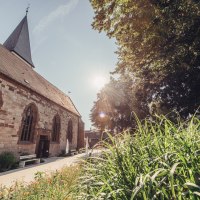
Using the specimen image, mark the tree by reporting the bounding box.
[90,0,200,75]
[90,75,152,131]
[90,78,129,132]
[90,77,135,132]
[90,0,200,128]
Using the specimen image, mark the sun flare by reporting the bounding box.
[92,75,107,90]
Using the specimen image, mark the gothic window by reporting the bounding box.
[67,119,73,143]
[52,115,60,142]
[20,104,37,142]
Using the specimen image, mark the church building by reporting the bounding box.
[0,14,84,157]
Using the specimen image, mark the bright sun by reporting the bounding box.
[93,75,107,90]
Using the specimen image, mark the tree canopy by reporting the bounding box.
[90,0,200,130]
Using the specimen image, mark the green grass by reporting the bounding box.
[75,116,200,199]
[0,165,81,200]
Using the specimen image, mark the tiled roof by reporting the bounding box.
[0,44,80,116]
[3,16,34,68]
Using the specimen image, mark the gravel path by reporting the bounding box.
[0,153,87,188]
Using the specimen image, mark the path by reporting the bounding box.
[0,153,87,188]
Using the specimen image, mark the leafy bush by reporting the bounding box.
[0,152,16,172]
[76,116,200,199]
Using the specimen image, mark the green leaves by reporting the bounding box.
[90,0,200,121]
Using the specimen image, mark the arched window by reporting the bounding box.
[67,119,73,143]
[52,115,60,142]
[20,104,37,142]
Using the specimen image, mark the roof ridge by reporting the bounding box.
[0,44,80,116]
[33,70,81,116]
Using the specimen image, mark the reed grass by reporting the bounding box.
[75,116,200,199]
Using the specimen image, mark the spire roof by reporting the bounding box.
[3,15,34,68]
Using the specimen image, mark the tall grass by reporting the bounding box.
[0,165,81,200]
[75,116,200,199]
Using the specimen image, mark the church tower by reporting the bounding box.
[3,14,34,68]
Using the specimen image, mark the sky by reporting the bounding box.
[0,0,117,129]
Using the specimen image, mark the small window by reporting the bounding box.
[52,115,60,142]
[20,104,37,142]
[67,119,73,143]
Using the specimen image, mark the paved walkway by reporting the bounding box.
[0,153,87,188]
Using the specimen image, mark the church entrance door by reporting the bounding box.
[37,135,50,158]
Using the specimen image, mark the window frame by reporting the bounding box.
[51,114,61,143]
[19,103,37,144]
[67,119,73,143]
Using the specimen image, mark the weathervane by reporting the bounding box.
[26,4,30,16]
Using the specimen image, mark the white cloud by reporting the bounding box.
[33,0,79,35]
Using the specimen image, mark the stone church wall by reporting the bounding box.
[0,75,79,157]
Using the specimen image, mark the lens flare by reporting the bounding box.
[99,112,106,118]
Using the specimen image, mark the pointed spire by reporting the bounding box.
[3,14,34,68]
[26,4,30,16]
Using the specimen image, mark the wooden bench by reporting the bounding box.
[70,149,78,156]
[19,154,40,168]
